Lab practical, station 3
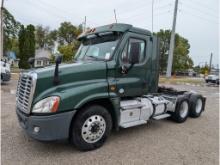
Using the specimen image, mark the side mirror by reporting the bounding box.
[55,55,62,64]
[129,42,140,64]
[28,57,35,68]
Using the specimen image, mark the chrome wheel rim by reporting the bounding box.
[195,99,202,114]
[81,115,106,143]
[179,101,189,118]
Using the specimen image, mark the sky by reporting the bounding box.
[4,0,220,67]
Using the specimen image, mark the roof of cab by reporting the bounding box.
[77,23,151,40]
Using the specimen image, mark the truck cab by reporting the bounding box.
[16,23,206,151]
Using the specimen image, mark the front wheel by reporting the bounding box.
[71,105,112,151]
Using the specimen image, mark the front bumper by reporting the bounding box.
[206,79,219,83]
[16,108,76,141]
[1,72,11,81]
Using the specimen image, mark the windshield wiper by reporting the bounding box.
[85,55,103,61]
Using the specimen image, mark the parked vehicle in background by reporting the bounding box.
[205,74,219,85]
[1,60,11,83]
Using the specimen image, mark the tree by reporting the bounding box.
[18,24,35,69]
[46,30,57,49]
[35,25,57,50]
[3,8,21,54]
[56,22,82,62]
[156,30,193,73]
[18,25,26,68]
[200,64,209,75]
[154,30,170,73]
[58,40,80,62]
[35,25,49,48]
[26,25,35,58]
[57,22,81,45]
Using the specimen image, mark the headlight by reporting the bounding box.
[32,96,60,113]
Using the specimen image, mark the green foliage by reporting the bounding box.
[3,8,21,54]
[35,25,49,48]
[200,65,209,75]
[58,22,82,45]
[18,25,35,69]
[156,30,194,73]
[58,41,80,62]
[46,30,58,48]
[56,22,82,62]
[26,25,35,58]
[35,25,57,49]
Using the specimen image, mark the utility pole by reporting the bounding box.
[166,0,179,78]
[152,0,154,32]
[114,9,117,23]
[209,53,213,73]
[0,0,4,59]
[84,16,87,32]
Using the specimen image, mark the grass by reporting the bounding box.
[159,76,205,85]
[11,67,21,73]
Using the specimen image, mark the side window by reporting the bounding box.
[121,38,146,64]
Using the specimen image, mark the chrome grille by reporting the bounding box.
[16,72,37,114]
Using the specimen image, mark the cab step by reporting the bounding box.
[153,113,171,120]
[120,120,147,128]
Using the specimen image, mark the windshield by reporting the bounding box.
[74,33,121,61]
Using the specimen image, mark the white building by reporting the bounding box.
[35,49,51,67]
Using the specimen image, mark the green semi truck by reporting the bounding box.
[16,23,206,151]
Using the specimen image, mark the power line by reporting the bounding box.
[180,1,219,19]
[119,3,172,21]
[118,1,172,18]
[119,8,171,22]
[154,3,173,10]
[30,0,99,26]
[183,0,218,13]
[179,9,219,24]
[26,0,69,21]
[37,0,88,24]
[154,10,171,17]
[117,0,153,15]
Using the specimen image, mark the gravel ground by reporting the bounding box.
[1,80,219,165]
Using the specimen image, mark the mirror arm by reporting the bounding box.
[53,55,62,85]
[121,63,134,74]
[53,62,60,85]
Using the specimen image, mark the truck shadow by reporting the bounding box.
[27,119,174,153]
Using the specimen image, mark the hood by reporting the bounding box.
[33,61,107,98]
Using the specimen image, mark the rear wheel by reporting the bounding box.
[71,105,112,151]
[189,95,203,118]
[171,98,189,123]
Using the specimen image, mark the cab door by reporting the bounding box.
[115,32,151,97]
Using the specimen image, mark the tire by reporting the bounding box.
[171,98,189,123]
[71,105,112,151]
[189,94,204,118]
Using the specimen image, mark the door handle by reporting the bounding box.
[142,80,147,87]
